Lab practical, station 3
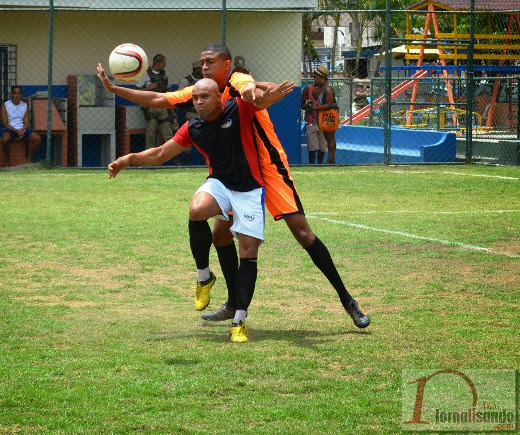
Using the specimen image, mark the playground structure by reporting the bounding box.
[392,105,492,133]
[343,0,520,135]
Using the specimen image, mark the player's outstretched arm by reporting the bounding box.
[108,139,186,179]
[254,81,289,91]
[251,80,296,110]
[96,63,171,109]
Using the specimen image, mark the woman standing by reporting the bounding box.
[301,65,337,164]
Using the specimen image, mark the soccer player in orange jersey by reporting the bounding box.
[97,44,370,329]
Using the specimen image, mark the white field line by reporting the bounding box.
[310,210,520,215]
[441,171,519,180]
[293,169,520,181]
[21,169,520,181]
[23,173,95,177]
[307,214,520,259]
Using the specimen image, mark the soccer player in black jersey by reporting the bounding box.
[108,78,292,342]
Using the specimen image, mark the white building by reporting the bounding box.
[0,1,315,165]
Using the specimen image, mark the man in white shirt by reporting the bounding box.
[1,86,41,167]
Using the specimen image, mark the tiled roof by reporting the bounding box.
[408,0,520,11]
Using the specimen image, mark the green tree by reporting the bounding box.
[370,0,409,77]
[318,0,383,77]
[302,12,322,77]
[317,0,344,76]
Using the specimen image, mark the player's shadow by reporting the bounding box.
[239,327,371,349]
[148,322,371,349]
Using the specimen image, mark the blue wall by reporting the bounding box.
[267,87,301,165]
[20,84,302,166]
[22,85,68,99]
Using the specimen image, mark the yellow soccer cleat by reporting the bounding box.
[194,272,216,311]
[229,321,248,343]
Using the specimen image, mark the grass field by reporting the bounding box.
[0,164,519,434]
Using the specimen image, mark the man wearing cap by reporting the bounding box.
[232,56,249,75]
[302,64,337,164]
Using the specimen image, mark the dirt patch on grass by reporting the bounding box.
[490,240,520,257]
[13,295,98,307]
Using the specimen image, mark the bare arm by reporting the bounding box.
[23,107,31,131]
[108,138,186,178]
[313,87,334,111]
[254,81,285,91]
[301,86,310,109]
[242,80,295,110]
[97,63,171,108]
[0,104,9,130]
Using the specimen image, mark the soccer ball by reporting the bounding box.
[108,43,148,83]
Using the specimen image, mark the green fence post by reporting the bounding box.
[517,77,520,140]
[383,0,391,165]
[466,0,475,163]
[46,0,54,163]
[221,0,226,45]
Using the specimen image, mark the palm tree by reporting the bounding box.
[318,0,381,77]
[302,12,322,77]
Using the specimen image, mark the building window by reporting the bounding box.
[0,45,17,102]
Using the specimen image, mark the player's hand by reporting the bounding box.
[108,155,130,179]
[241,83,257,104]
[262,80,296,104]
[97,63,114,90]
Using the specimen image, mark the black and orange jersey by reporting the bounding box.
[166,72,303,220]
[165,72,253,107]
[174,98,263,192]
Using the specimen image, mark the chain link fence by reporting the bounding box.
[1,1,519,168]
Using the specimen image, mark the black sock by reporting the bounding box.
[304,237,353,309]
[216,242,239,309]
[188,219,212,270]
[236,258,258,311]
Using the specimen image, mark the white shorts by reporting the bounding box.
[195,178,266,241]
[305,123,328,152]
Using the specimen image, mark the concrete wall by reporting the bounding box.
[1,9,304,164]
[1,10,302,86]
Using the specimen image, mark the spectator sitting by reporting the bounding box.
[1,85,41,167]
